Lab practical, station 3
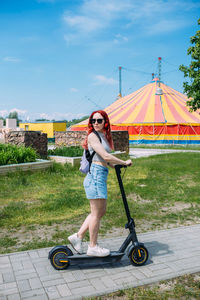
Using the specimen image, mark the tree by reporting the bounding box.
[66,116,89,128]
[8,111,18,119]
[0,117,5,126]
[35,119,50,122]
[179,19,200,111]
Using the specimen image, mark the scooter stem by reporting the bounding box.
[115,165,132,224]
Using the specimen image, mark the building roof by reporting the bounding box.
[20,121,67,124]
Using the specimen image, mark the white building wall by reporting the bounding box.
[6,118,17,130]
[0,120,3,128]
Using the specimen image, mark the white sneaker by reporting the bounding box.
[68,233,83,254]
[87,244,110,257]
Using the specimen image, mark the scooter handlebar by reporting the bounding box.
[115,164,127,169]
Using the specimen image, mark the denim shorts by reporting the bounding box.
[83,164,109,199]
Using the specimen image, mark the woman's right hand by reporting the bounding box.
[125,159,132,166]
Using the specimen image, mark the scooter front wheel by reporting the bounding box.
[50,247,73,270]
[129,245,148,266]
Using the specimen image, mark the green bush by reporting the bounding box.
[0,144,37,166]
[48,146,83,157]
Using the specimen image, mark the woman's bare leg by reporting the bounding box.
[77,199,106,244]
[89,199,107,247]
[77,214,91,239]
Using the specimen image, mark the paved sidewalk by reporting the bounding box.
[0,224,200,300]
[129,148,200,158]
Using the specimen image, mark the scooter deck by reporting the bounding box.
[68,251,124,265]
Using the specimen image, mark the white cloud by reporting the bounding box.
[0,108,27,118]
[64,34,78,45]
[113,34,128,44]
[82,0,132,16]
[10,108,27,115]
[0,109,85,122]
[63,14,101,33]
[63,0,133,37]
[0,110,8,117]
[94,75,117,85]
[70,88,78,93]
[3,57,21,62]
[63,0,197,43]
[146,19,189,35]
[38,112,85,121]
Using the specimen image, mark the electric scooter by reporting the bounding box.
[49,165,149,270]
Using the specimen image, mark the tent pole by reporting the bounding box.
[118,66,122,98]
[158,57,162,87]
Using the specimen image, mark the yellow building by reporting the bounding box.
[19,121,66,140]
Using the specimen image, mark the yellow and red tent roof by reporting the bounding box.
[72,78,200,129]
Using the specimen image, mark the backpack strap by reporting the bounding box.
[88,131,102,173]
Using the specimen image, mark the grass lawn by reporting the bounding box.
[86,272,200,300]
[0,152,200,254]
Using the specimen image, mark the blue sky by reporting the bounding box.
[0,0,199,121]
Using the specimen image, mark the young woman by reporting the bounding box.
[68,110,132,257]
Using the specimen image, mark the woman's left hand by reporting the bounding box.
[125,159,132,166]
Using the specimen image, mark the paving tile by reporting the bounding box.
[39,274,62,283]
[42,278,66,288]
[84,270,107,279]
[29,278,43,290]
[100,276,117,289]
[89,278,106,290]
[12,261,24,271]
[57,283,72,297]
[34,269,49,277]
[129,269,147,280]
[2,272,15,283]
[10,253,29,262]
[72,270,87,281]
[17,279,31,292]
[38,250,49,258]
[71,285,96,295]
[20,288,46,299]
[110,271,132,280]
[0,256,10,264]
[0,265,12,273]
[0,282,18,296]
[68,279,90,290]
[25,295,48,300]
[28,251,40,259]
[62,272,76,283]
[14,269,36,277]
[15,272,38,281]
[7,293,21,300]
[45,286,60,299]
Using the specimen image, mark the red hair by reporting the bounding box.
[83,110,114,150]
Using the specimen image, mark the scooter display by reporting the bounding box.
[49,165,149,270]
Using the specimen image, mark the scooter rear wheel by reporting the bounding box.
[129,245,148,266]
[50,247,73,270]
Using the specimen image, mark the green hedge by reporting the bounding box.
[48,146,84,157]
[0,144,37,166]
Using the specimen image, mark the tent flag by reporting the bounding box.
[71,78,200,144]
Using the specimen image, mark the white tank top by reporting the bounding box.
[88,132,111,163]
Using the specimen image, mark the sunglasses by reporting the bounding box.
[91,118,104,124]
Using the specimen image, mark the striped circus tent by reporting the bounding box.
[71,78,200,144]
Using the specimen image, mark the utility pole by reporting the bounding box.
[118,66,122,98]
